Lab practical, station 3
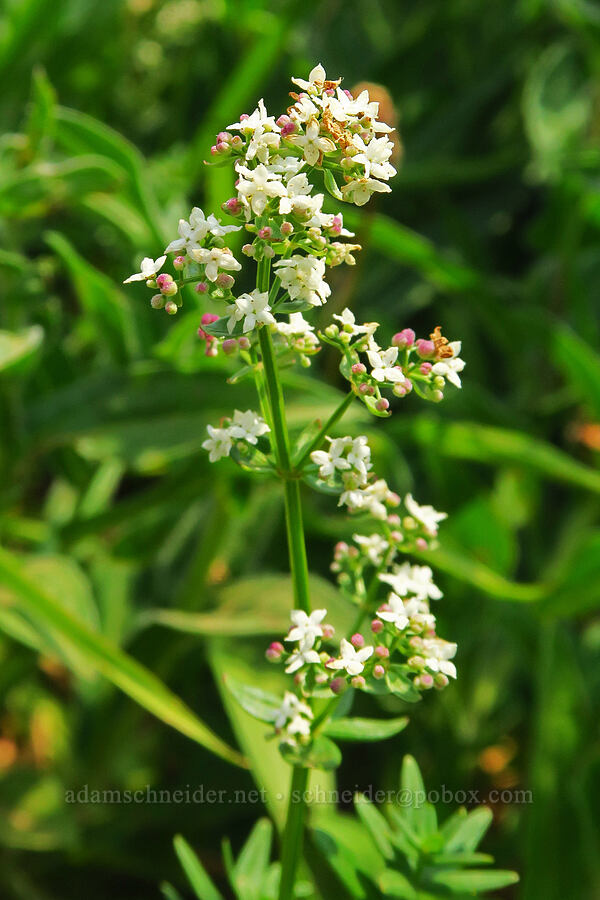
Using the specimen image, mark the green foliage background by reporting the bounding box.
[1,0,600,897]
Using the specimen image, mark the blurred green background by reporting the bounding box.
[1,0,600,897]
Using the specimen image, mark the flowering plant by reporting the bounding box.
[125,64,515,900]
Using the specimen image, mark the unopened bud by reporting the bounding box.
[222,339,238,355]
[216,272,235,289]
[265,641,284,662]
[417,673,434,689]
[371,619,384,634]
[430,389,444,403]
[195,281,208,294]
[416,537,428,551]
[375,645,389,659]
[263,245,275,259]
[242,243,256,257]
[201,313,219,326]
[419,362,432,375]
[416,339,435,359]
[351,675,366,689]
[238,336,251,350]
[322,624,335,639]
[392,328,415,348]
[434,673,449,689]
[173,256,185,270]
[376,398,389,412]
[223,197,242,215]
[280,221,293,236]
[258,226,272,240]
[373,664,385,679]
[351,633,365,648]
[165,300,178,315]
[351,362,366,375]
[150,294,165,309]
[330,677,347,695]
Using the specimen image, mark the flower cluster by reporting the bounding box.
[202,409,270,462]
[310,434,371,487]
[322,316,465,415]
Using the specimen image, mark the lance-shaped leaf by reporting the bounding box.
[324,716,409,742]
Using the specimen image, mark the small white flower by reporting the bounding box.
[311,436,352,479]
[229,409,270,444]
[274,691,313,729]
[191,246,242,282]
[291,63,337,95]
[286,608,327,646]
[124,255,166,284]
[290,118,335,166]
[289,94,321,123]
[326,87,381,122]
[353,533,389,565]
[246,124,281,164]
[327,638,373,676]
[405,493,447,534]
[287,714,312,737]
[346,435,372,481]
[431,355,466,389]
[202,425,233,462]
[276,312,314,337]
[285,640,322,674]
[421,637,457,679]
[164,207,239,256]
[341,177,391,207]
[379,562,442,601]
[274,255,331,307]
[333,308,378,337]
[268,155,305,177]
[377,593,410,631]
[279,173,324,219]
[366,346,405,383]
[351,134,396,181]
[228,98,280,134]
[225,290,275,333]
[340,478,393,520]
[235,162,287,217]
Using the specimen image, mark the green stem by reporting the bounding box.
[295,390,355,470]
[278,767,309,900]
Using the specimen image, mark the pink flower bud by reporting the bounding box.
[388,492,400,507]
[358,383,370,395]
[351,633,365,648]
[239,113,249,121]
[222,339,238,355]
[330,677,346,695]
[351,675,366,689]
[281,221,293,236]
[156,273,172,289]
[373,664,385,679]
[351,363,367,375]
[224,197,242,215]
[165,300,178,315]
[434,673,449,689]
[162,280,178,297]
[263,245,275,259]
[376,398,390,412]
[418,673,434,689]
[375,645,389,659]
[371,619,384,634]
[416,537,428,551]
[230,135,243,148]
[210,145,218,156]
[392,328,415,348]
[419,361,433,375]
[390,529,403,542]
[416,339,435,359]
[321,624,335,639]
[217,131,231,143]
[201,313,219,325]
[173,256,185,270]
[150,294,165,309]
[334,541,348,556]
[195,282,209,294]
[216,273,235,289]
[242,243,255,257]
[216,141,229,153]
[258,226,272,240]
[265,641,284,661]
[238,336,251,350]
[205,343,218,357]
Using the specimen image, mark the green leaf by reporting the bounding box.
[280,735,342,771]
[378,869,417,899]
[551,323,600,418]
[386,667,422,703]
[233,818,273,900]
[160,883,185,900]
[324,716,409,742]
[0,546,245,768]
[0,325,44,376]
[173,835,224,900]
[323,169,343,200]
[427,868,519,892]
[224,677,282,723]
[399,755,436,838]
[355,795,395,860]
[444,807,492,852]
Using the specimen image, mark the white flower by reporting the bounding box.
[124,255,166,284]
[333,308,378,336]
[268,156,305,177]
[287,714,312,737]
[246,124,281,164]
[229,409,270,444]
[291,63,337,95]
[202,425,233,462]
[315,211,354,236]
[289,95,321,123]
[327,638,373,677]
[379,562,442,601]
[285,608,327,646]
[225,290,275,333]
[164,208,239,256]
[431,353,466,389]
[326,87,381,122]
[421,638,457,679]
[279,173,324,219]
[405,493,447,534]
[276,312,314,337]
[191,246,242,282]
[341,177,391,206]
[351,135,396,181]
[353,533,389,565]
[377,593,410,631]
[274,255,331,307]
[340,478,393,520]
[346,435,372,481]
[228,98,280,134]
[311,436,353,479]
[274,692,313,729]
[235,162,287,216]
[366,346,405,383]
[285,640,321,674]
[290,118,335,166]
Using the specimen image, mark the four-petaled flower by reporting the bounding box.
[226,290,275,333]
[191,247,242,282]
[377,593,410,631]
[327,639,373,676]
[285,608,326,646]
[235,163,287,216]
[431,343,465,388]
[422,638,457,679]
[202,425,233,462]
[274,255,331,307]
[366,346,405,383]
[405,493,447,534]
[124,255,166,284]
[290,118,335,166]
[273,691,313,730]
[229,410,270,444]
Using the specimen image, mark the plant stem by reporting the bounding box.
[295,389,355,470]
[278,766,309,900]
